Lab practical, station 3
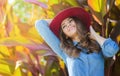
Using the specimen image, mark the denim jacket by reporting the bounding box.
[35,20,119,76]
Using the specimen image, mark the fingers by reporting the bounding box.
[46,19,52,25]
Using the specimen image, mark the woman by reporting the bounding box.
[35,7,119,76]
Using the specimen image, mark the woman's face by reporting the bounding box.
[61,17,78,38]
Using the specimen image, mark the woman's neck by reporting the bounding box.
[72,35,80,42]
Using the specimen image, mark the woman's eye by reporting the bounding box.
[62,25,66,29]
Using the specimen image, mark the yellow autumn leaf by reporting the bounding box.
[0,46,10,58]
[9,24,21,37]
[65,0,79,6]
[0,36,32,45]
[115,0,120,6]
[13,67,22,76]
[15,46,30,55]
[15,46,24,51]
[27,71,32,76]
[117,35,120,43]
[88,0,103,12]
[48,0,59,6]
[46,10,54,18]
[28,26,44,43]
[0,64,12,75]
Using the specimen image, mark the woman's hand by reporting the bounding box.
[45,19,52,25]
[90,26,106,46]
[89,26,99,40]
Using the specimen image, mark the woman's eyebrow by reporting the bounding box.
[61,18,72,26]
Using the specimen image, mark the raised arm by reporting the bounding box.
[90,26,119,57]
[35,20,67,63]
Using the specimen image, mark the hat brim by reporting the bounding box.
[50,7,91,38]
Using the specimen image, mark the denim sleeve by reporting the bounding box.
[101,38,119,57]
[35,20,67,63]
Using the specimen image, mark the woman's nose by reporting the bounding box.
[66,23,71,28]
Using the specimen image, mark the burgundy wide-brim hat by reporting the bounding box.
[50,7,91,38]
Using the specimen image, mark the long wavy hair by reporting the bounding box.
[59,17,101,58]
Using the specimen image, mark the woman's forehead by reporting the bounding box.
[61,17,72,25]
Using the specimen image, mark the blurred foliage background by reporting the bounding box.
[0,0,120,76]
